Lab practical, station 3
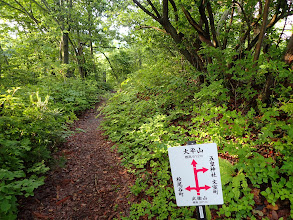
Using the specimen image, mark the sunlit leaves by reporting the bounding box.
[0,76,107,218]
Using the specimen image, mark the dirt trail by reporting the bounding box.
[18,100,135,220]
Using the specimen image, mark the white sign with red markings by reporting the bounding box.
[168,143,224,206]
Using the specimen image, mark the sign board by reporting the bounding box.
[168,143,224,206]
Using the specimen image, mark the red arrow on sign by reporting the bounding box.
[185,185,211,192]
[186,159,210,195]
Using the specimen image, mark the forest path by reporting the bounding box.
[18,99,135,220]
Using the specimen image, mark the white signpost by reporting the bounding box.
[168,143,223,207]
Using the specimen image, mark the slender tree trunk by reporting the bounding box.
[259,72,274,104]
[75,29,87,78]
[59,40,63,62]
[101,52,115,73]
[86,0,94,56]
[88,8,97,73]
[61,32,73,77]
[62,32,69,64]
[89,34,93,55]
[58,0,73,77]
[284,34,293,69]
[250,0,272,104]
[77,42,87,78]
[253,0,270,63]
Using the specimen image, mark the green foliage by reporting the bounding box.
[218,171,254,218]
[101,51,293,219]
[219,158,235,186]
[0,169,45,220]
[2,0,292,218]
[107,49,136,84]
[0,0,117,80]
[0,76,107,219]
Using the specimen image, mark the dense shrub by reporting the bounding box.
[0,76,107,219]
[101,56,293,219]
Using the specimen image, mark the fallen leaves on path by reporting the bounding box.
[18,101,136,219]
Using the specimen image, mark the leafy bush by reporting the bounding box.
[101,56,293,219]
[0,76,107,219]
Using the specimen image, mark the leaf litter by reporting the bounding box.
[18,100,136,219]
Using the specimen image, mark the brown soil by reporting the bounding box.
[18,100,136,220]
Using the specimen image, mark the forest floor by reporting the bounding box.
[18,99,136,220]
[16,99,291,220]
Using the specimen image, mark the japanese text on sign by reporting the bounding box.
[168,143,224,206]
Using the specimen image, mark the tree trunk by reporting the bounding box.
[133,0,206,83]
[101,52,115,74]
[61,32,73,77]
[259,72,274,104]
[161,20,205,83]
[59,40,63,62]
[77,43,87,78]
[62,32,69,64]
[88,15,96,73]
[250,0,271,104]
[253,0,270,63]
[284,34,293,69]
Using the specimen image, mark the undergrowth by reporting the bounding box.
[101,57,293,219]
[0,76,108,219]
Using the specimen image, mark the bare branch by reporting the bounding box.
[146,0,161,19]
[247,7,285,51]
[14,0,40,24]
[222,6,234,49]
[234,29,250,51]
[101,51,116,74]
[181,6,205,36]
[169,0,178,22]
[181,6,214,47]
[30,0,48,13]
[277,16,288,47]
[198,0,210,39]
[136,25,168,34]
[40,0,53,13]
[68,35,78,56]
[0,0,26,14]
[133,0,160,22]
[206,1,219,47]
[234,1,249,25]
